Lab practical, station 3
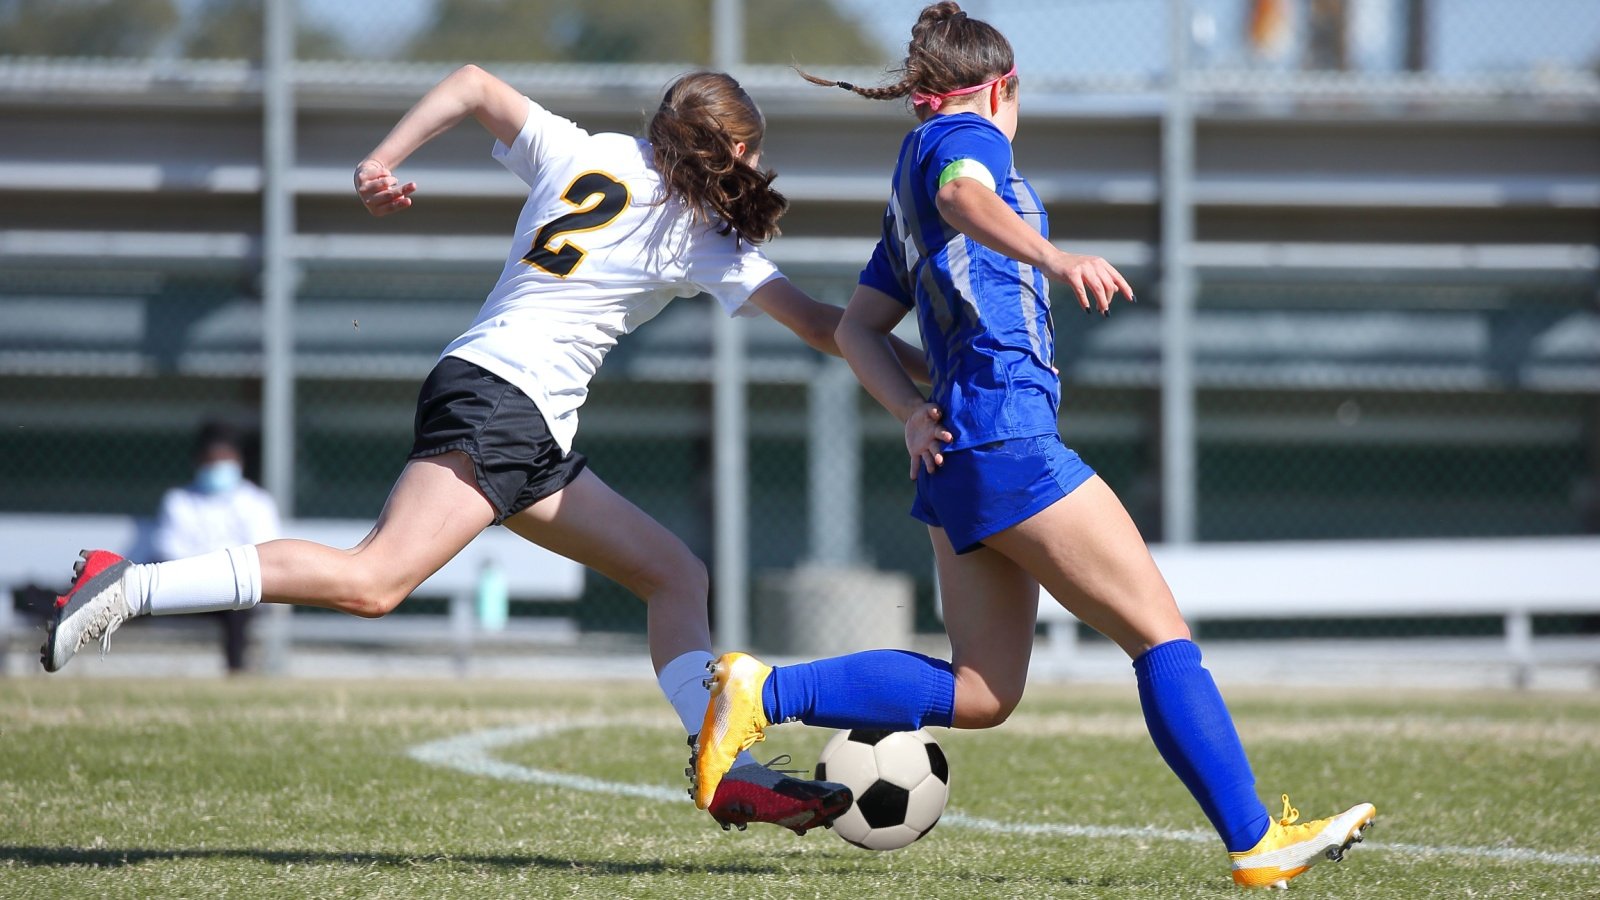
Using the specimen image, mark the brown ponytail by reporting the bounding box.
[648,71,787,244]
[797,1,1014,109]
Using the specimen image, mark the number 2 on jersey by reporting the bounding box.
[522,171,630,277]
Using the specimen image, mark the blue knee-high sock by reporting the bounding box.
[1134,639,1271,852]
[762,650,955,731]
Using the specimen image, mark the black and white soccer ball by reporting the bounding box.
[814,728,949,851]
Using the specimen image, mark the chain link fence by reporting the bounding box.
[2,0,1597,666]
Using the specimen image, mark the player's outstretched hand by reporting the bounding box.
[905,403,953,479]
[1044,251,1135,317]
[354,159,417,217]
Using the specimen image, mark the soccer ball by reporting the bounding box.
[814,728,949,851]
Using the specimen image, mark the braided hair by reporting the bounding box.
[796,2,1015,109]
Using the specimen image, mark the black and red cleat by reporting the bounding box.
[41,549,134,673]
[706,758,853,836]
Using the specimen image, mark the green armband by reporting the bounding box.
[938,158,997,191]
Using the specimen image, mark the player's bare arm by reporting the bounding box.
[935,176,1133,315]
[355,64,530,217]
[835,285,950,477]
[748,277,931,384]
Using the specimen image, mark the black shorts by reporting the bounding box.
[409,355,587,525]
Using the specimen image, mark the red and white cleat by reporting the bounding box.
[686,743,853,836]
[41,549,136,673]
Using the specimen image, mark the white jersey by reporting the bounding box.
[440,97,782,452]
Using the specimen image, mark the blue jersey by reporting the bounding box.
[858,112,1058,452]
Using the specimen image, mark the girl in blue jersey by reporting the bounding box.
[694,3,1374,888]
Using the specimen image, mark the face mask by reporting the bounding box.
[195,459,243,494]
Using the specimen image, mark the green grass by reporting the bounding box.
[3,678,1599,898]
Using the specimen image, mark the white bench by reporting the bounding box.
[0,513,586,675]
[1034,537,1600,686]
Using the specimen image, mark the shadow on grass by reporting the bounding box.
[0,845,776,876]
[0,845,1193,890]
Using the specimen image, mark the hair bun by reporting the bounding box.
[914,2,965,36]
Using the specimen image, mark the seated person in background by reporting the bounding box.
[152,421,280,674]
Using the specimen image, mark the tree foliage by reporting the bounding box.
[745,0,885,67]
[405,0,886,67]
[407,0,707,63]
[183,0,344,61]
[0,0,343,60]
[0,0,180,57]
[0,0,885,66]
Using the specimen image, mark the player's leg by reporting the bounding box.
[749,528,1039,733]
[256,451,493,614]
[691,449,1043,807]
[691,526,1020,809]
[694,640,961,811]
[928,527,1041,729]
[981,474,1187,656]
[43,358,522,672]
[698,516,1117,738]
[502,466,708,674]
[221,609,248,673]
[502,467,851,834]
[984,475,1269,849]
[983,473,1373,886]
[42,452,492,672]
[692,527,1034,795]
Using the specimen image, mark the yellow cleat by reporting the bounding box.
[691,652,773,810]
[1230,794,1376,889]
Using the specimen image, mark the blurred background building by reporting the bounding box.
[0,0,1596,674]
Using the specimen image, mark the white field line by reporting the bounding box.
[406,722,1600,869]
[407,719,685,804]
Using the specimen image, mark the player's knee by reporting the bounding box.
[676,554,710,600]
[954,689,1021,729]
[973,697,1020,729]
[619,546,707,604]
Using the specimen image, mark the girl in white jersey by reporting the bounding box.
[42,64,925,836]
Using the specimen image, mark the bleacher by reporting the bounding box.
[0,57,1595,672]
[1031,537,1600,687]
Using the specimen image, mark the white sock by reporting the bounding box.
[128,545,263,616]
[657,650,757,769]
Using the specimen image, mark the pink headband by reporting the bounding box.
[911,65,1018,112]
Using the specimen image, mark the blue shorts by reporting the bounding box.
[910,434,1097,554]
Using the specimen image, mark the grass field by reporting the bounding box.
[4,676,1599,899]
